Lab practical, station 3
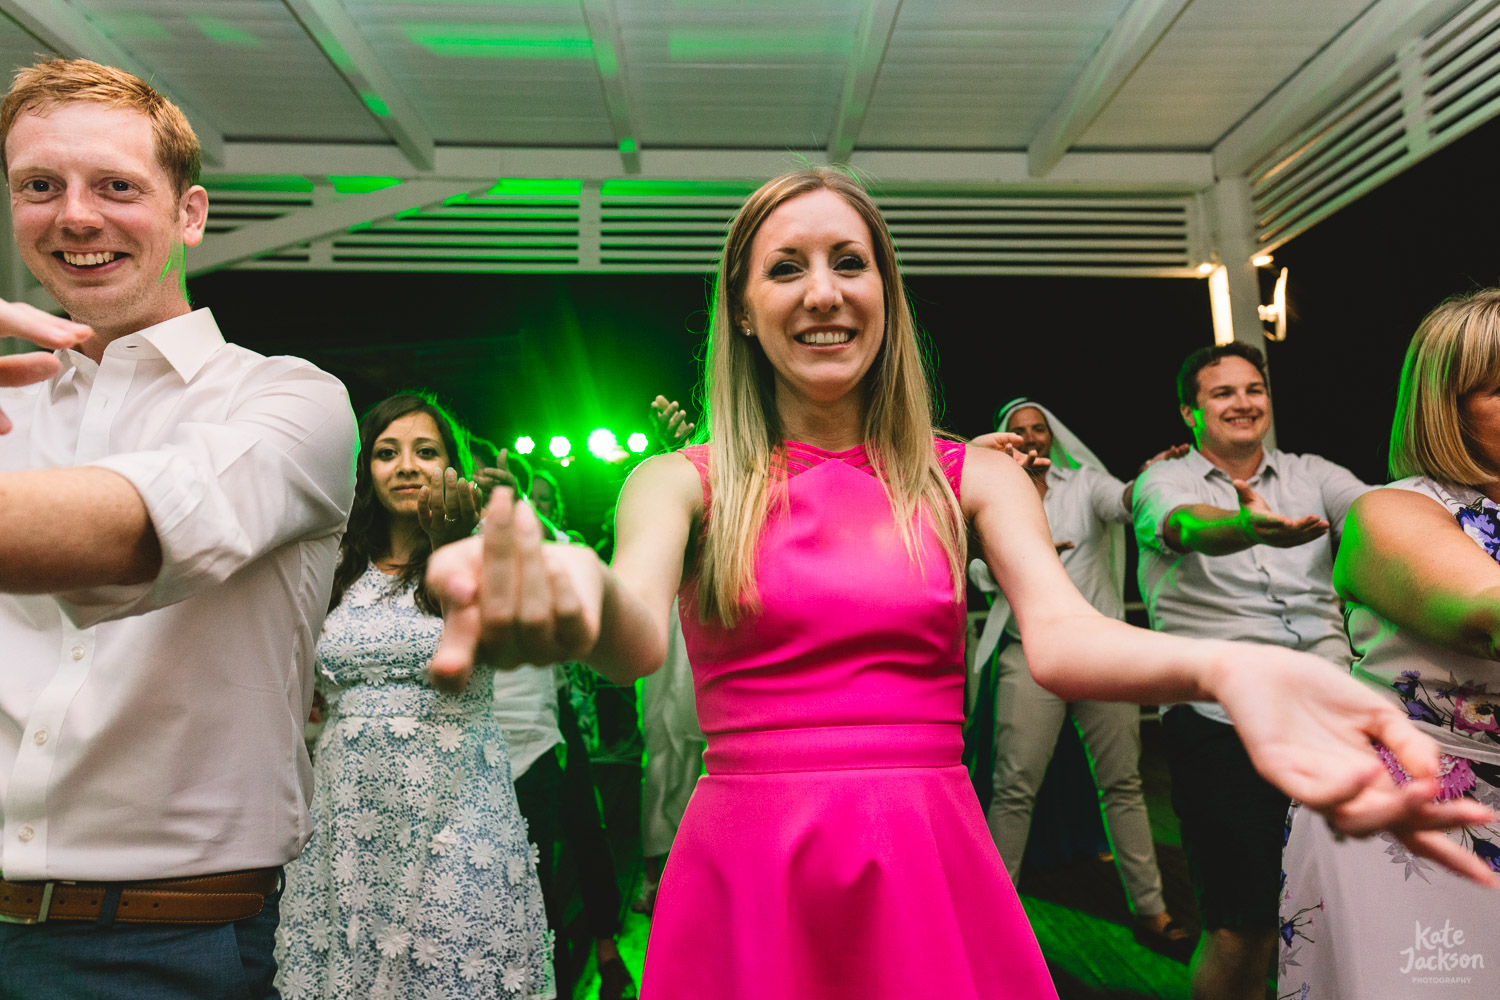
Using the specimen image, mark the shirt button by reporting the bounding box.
[32,729,47,746]
[17,825,34,843]
[70,644,85,661]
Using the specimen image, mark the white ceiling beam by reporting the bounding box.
[189,180,475,276]
[280,0,435,172]
[214,143,1214,192]
[579,0,641,174]
[1027,0,1194,178]
[828,0,904,163]
[1214,0,1470,177]
[0,0,227,167]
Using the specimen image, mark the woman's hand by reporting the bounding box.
[1212,646,1498,886]
[416,467,481,548]
[425,490,603,691]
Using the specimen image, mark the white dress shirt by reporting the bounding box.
[491,665,565,779]
[1133,446,1369,724]
[0,309,356,880]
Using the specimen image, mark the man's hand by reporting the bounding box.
[416,467,482,549]
[1213,644,1498,886]
[1234,479,1329,547]
[969,432,1051,474]
[0,301,92,434]
[426,490,603,691]
[649,395,695,451]
[1138,443,1190,474]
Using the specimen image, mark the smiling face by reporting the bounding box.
[738,187,885,412]
[1005,406,1054,460]
[6,102,207,340]
[1182,356,1271,455]
[369,411,451,519]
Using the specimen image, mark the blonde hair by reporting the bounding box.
[0,58,200,194]
[1390,288,1500,484]
[695,168,965,627]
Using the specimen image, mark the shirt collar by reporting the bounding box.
[1188,445,1278,481]
[100,308,224,382]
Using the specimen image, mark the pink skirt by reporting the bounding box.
[640,724,1058,1000]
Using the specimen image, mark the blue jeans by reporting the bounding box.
[0,874,282,1000]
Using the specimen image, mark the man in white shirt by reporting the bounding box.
[0,59,355,998]
[1132,342,1368,1000]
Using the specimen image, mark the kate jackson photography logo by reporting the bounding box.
[1399,919,1484,983]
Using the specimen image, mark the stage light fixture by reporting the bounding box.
[1251,254,1274,267]
[587,428,618,459]
[514,435,535,455]
[627,432,649,453]
[548,435,571,459]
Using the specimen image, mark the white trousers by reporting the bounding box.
[985,638,1166,915]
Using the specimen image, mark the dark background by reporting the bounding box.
[187,115,1500,542]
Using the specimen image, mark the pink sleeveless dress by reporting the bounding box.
[640,440,1057,1000]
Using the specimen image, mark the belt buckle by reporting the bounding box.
[0,881,54,925]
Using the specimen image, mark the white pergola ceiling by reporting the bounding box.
[0,0,1497,312]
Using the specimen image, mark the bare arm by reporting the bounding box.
[1334,488,1500,660]
[965,444,1496,881]
[0,466,161,592]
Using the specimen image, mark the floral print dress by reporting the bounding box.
[1279,478,1499,999]
[276,563,554,1000]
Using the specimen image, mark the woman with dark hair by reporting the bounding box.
[426,171,1491,999]
[1279,291,1500,999]
[276,393,553,1000]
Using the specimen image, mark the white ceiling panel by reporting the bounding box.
[74,0,387,142]
[859,0,1131,149]
[1077,0,1377,148]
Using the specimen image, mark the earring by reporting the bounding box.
[742,325,752,336]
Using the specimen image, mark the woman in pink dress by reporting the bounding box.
[426,170,1494,1000]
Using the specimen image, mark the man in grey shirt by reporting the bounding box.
[1132,342,1368,1000]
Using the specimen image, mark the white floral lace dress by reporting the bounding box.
[276,563,554,1000]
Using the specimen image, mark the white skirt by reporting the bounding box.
[1278,761,1500,1000]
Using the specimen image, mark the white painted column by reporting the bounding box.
[1206,175,1277,447]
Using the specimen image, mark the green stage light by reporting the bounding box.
[514,435,535,455]
[587,428,618,459]
[627,432,649,453]
[548,435,571,459]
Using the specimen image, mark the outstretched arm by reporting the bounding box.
[0,466,161,591]
[1335,488,1500,660]
[1165,479,1329,554]
[427,451,700,689]
[965,444,1496,884]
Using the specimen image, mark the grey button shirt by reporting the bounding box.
[1132,447,1370,724]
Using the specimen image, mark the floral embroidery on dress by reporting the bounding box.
[275,564,554,999]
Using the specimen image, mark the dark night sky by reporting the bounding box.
[187,114,1500,533]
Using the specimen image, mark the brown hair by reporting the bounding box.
[695,168,964,627]
[1390,289,1500,484]
[0,58,200,194]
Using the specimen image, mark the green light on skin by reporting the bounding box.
[587,428,618,459]
[189,15,262,46]
[403,23,594,60]
[514,436,536,456]
[159,242,187,299]
[668,28,853,61]
[329,176,404,195]
[627,432,649,454]
[548,435,572,459]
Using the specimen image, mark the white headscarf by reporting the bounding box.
[968,399,1128,682]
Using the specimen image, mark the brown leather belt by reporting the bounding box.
[0,868,280,925]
